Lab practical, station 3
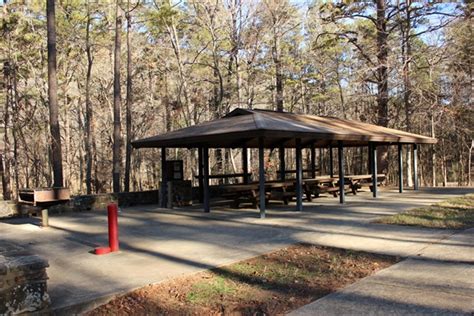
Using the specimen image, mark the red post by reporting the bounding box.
[94,203,119,255]
[108,203,119,252]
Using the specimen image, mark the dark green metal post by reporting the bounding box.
[279,147,285,181]
[203,147,210,212]
[413,143,419,190]
[329,146,334,178]
[259,138,266,218]
[310,144,316,178]
[371,143,378,198]
[242,147,249,184]
[296,139,303,211]
[161,147,167,208]
[198,147,204,202]
[398,144,403,193]
[338,141,345,204]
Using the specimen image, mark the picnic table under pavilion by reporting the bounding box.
[132,108,436,218]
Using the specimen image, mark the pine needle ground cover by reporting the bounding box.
[88,244,397,315]
[376,194,474,229]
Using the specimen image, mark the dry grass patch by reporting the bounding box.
[376,194,474,229]
[88,244,397,315]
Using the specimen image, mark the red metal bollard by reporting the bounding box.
[94,203,119,255]
[107,203,119,252]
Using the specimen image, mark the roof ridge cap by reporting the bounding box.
[251,111,262,129]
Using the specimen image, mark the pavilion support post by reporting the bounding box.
[398,144,403,193]
[413,143,419,191]
[295,139,303,211]
[160,147,167,208]
[259,137,266,218]
[370,142,378,198]
[203,147,210,212]
[329,146,334,178]
[310,144,316,178]
[279,147,285,181]
[242,147,249,184]
[368,144,372,174]
[198,147,204,203]
[338,141,345,204]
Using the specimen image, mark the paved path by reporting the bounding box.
[290,228,474,316]
[0,187,472,314]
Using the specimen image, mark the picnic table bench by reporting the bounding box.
[195,173,252,184]
[216,174,386,208]
[343,174,386,194]
[301,177,339,202]
[277,169,320,178]
[218,181,295,208]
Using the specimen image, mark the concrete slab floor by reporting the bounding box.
[0,187,472,314]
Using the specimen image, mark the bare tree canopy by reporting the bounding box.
[0,1,472,197]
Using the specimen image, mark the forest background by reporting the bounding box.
[0,0,472,198]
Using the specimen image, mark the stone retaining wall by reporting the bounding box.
[0,190,160,218]
[0,242,50,315]
[67,189,159,212]
[0,201,18,218]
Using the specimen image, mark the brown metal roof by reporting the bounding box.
[132,108,436,149]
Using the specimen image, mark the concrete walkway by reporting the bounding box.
[0,187,472,314]
[290,228,474,316]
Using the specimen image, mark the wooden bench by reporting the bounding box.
[344,174,386,195]
[301,177,339,202]
[195,173,252,182]
[218,181,294,208]
[277,169,319,178]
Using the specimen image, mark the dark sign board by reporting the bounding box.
[164,160,184,181]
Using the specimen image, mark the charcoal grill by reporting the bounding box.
[18,187,70,227]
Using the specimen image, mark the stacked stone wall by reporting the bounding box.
[0,190,160,218]
[0,242,50,315]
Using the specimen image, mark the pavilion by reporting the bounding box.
[132,108,437,218]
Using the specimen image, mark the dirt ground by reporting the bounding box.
[88,244,398,315]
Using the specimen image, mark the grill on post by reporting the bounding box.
[18,187,70,227]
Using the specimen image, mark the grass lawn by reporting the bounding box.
[87,244,397,315]
[376,194,474,229]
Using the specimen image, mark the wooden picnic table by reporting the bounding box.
[301,177,339,201]
[218,181,295,208]
[217,173,386,208]
[343,174,386,195]
[302,174,386,200]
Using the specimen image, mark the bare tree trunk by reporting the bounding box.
[442,140,447,186]
[85,0,95,194]
[77,105,84,193]
[160,67,172,132]
[63,91,70,188]
[112,1,122,193]
[124,0,133,192]
[47,0,64,188]
[273,32,283,111]
[375,0,389,174]
[163,0,193,126]
[468,141,473,186]
[431,114,436,186]
[401,0,413,187]
[12,64,21,196]
[2,64,12,199]
[335,55,345,118]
